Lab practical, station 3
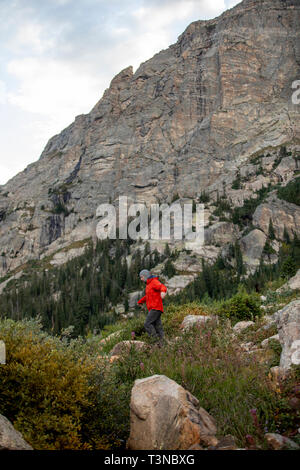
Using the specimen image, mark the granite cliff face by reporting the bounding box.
[0,0,299,278]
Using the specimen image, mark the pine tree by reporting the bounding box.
[234,242,245,277]
[281,255,296,278]
[74,291,90,336]
[164,243,171,258]
[268,219,276,240]
[283,226,290,244]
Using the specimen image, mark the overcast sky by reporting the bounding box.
[0,0,240,185]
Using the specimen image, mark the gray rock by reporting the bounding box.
[274,300,300,370]
[240,229,267,269]
[204,222,239,246]
[253,196,300,241]
[166,275,196,295]
[49,245,87,266]
[276,269,300,293]
[233,321,255,333]
[0,270,23,295]
[265,433,300,450]
[172,252,203,274]
[114,303,125,315]
[181,315,215,331]
[128,291,144,308]
[0,340,5,364]
[0,414,33,450]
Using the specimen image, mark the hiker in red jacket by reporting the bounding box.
[137,269,167,344]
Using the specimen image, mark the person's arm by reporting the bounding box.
[153,279,167,298]
[137,295,146,305]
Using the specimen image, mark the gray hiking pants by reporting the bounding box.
[144,309,164,339]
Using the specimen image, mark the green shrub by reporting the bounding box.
[216,289,262,323]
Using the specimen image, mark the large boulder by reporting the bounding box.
[265,433,300,450]
[274,300,300,370]
[172,252,203,274]
[252,196,300,241]
[166,275,196,295]
[127,375,217,450]
[204,222,239,246]
[240,229,267,269]
[0,414,33,450]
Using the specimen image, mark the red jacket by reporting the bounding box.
[137,276,167,312]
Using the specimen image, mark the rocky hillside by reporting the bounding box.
[1,271,300,450]
[0,0,299,288]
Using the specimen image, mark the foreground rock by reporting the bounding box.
[265,433,300,450]
[127,375,217,450]
[0,414,33,450]
[274,300,300,370]
[210,435,238,451]
[110,340,147,356]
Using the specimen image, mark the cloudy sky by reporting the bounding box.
[0,0,240,185]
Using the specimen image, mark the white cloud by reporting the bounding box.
[7,57,105,122]
[13,22,54,54]
[0,80,7,104]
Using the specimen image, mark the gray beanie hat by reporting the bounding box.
[139,269,151,280]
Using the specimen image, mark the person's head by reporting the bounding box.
[139,269,151,282]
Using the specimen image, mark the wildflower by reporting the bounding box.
[246,434,255,444]
[245,434,256,449]
[140,362,145,371]
[249,408,261,433]
[131,331,135,340]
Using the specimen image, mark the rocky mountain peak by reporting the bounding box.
[0,0,299,278]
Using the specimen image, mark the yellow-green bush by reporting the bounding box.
[0,318,103,449]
